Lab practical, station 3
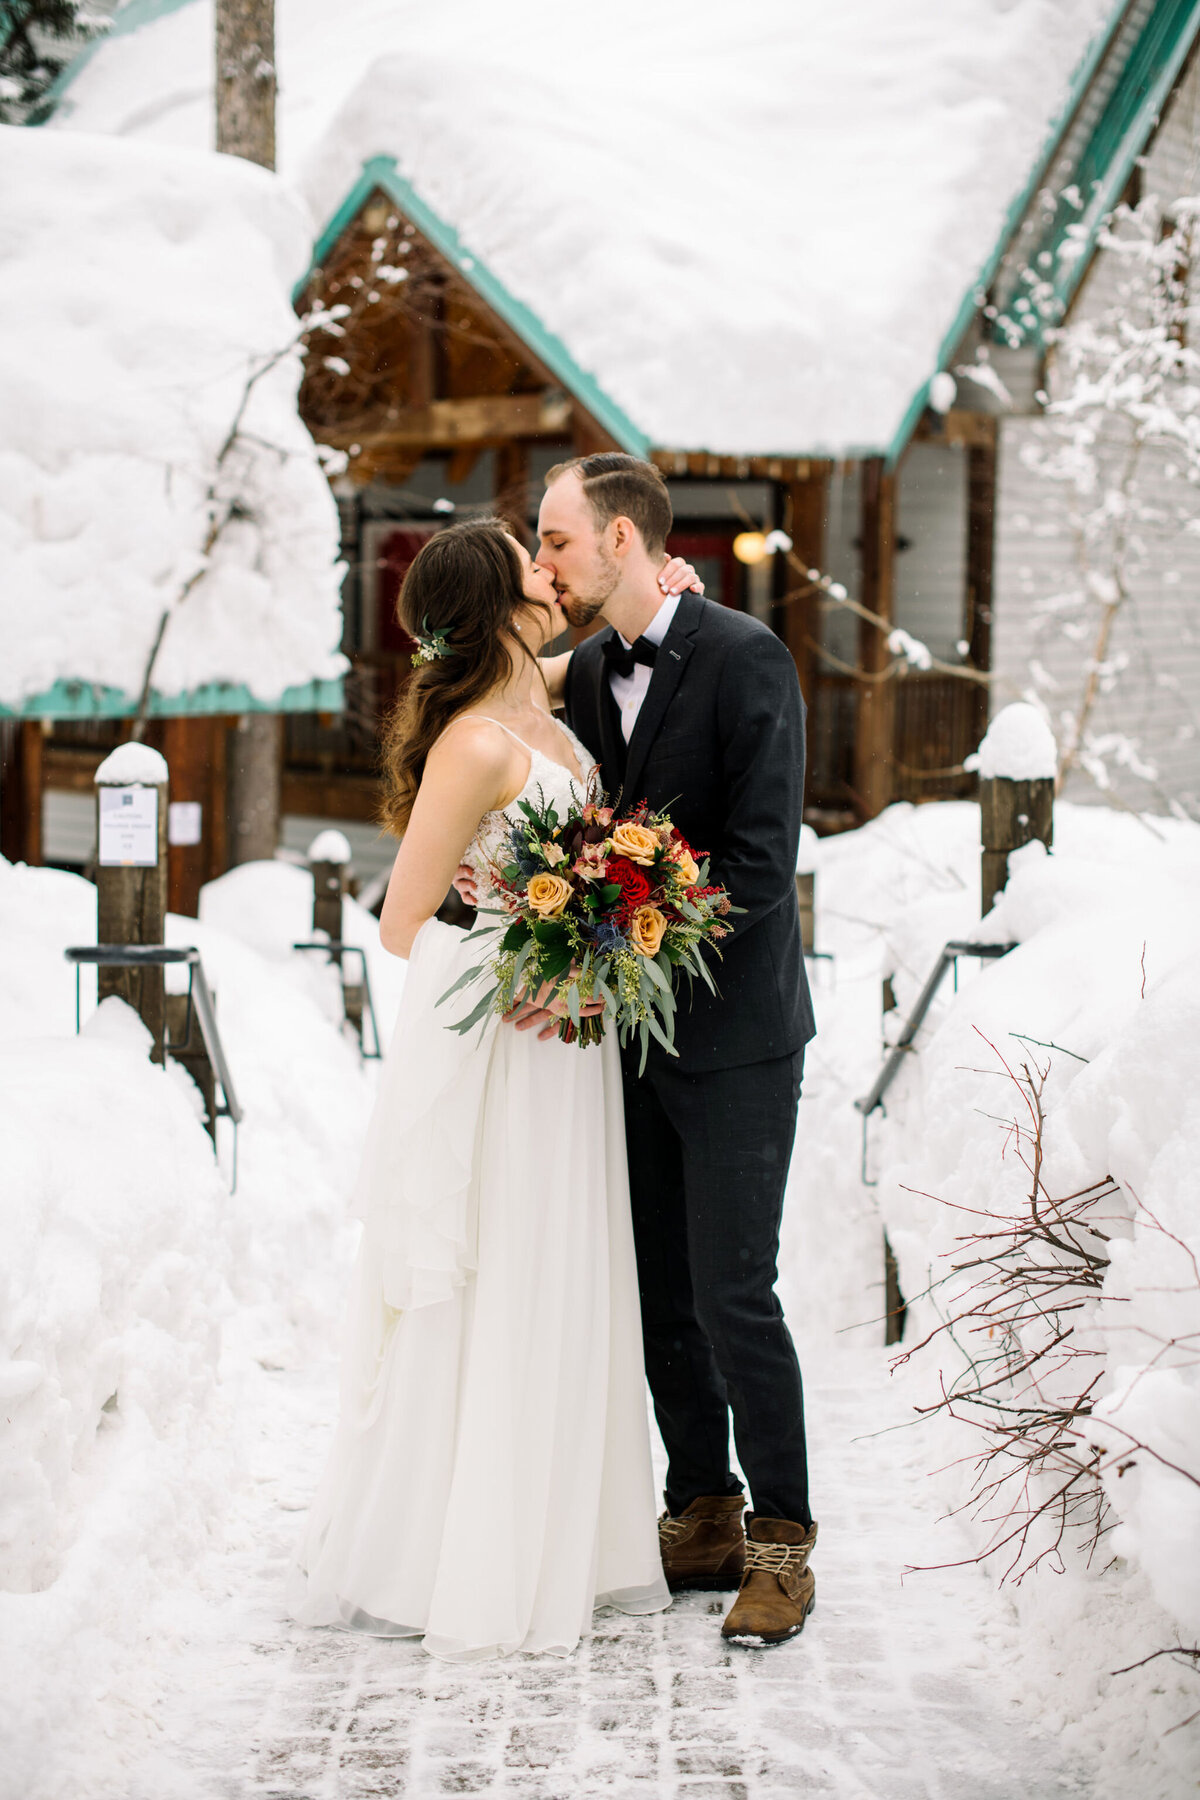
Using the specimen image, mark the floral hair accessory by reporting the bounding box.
[411,616,455,668]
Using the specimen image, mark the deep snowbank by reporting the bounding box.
[0,854,397,1798]
[787,800,1200,1796]
[0,125,345,708]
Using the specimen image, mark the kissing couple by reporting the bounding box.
[289,454,817,1659]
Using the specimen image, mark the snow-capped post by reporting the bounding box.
[94,744,170,1061]
[976,704,1057,917]
[308,829,364,1039]
[308,829,352,959]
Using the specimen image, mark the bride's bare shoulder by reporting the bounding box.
[425,713,515,785]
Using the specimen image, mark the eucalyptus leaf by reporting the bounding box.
[436,963,486,1006]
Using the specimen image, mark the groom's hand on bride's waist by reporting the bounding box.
[452,863,480,907]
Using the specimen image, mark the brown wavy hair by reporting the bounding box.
[379,518,550,837]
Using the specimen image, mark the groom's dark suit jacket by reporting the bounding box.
[563,592,816,1075]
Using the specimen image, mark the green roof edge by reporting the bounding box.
[1,676,345,721]
[300,155,650,459]
[1046,0,1200,324]
[884,0,1135,467]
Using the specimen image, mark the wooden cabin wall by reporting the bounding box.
[992,50,1200,818]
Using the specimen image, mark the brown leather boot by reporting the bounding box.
[720,1516,817,1644]
[657,1495,746,1591]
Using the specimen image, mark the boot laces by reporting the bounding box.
[658,1513,692,1546]
[744,1539,809,1577]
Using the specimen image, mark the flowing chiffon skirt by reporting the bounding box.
[288,918,669,1659]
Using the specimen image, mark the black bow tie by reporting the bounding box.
[602,634,658,679]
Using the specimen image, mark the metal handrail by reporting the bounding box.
[64,945,243,1181]
[292,940,383,1060]
[855,939,1015,1120]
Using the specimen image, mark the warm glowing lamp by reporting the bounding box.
[732,531,768,565]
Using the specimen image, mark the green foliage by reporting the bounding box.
[0,0,107,124]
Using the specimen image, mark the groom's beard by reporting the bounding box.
[557,548,620,629]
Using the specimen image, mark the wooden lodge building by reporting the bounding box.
[8,0,1200,902]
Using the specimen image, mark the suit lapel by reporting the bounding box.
[589,627,627,796]
[622,593,703,802]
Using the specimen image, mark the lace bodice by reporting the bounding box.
[462,716,599,909]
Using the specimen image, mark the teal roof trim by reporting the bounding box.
[1,676,344,722]
[37,0,204,118]
[1005,0,1200,339]
[301,156,650,459]
[885,0,1131,465]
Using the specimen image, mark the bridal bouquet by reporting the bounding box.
[441,795,735,1068]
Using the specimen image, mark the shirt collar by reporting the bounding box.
[618,592,681,651]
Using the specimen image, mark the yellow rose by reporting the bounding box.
[671,846,700,886]
[629,905,668,957]
[610,822,660,866]
[526,871,572,917]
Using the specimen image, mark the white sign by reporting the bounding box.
[168,801,203,847]
[98,786,159,867]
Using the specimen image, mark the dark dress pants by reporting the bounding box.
[621,1049,811,1527]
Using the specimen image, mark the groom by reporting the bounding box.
[526,453,818,1645]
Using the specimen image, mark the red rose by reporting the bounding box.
[607,856,652,920]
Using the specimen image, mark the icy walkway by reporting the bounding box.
[128,1351,1094,1800]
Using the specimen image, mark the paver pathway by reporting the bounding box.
[126,1348,1096,1800]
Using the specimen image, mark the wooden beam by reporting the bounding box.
[966,428,997,755]
[853,458,896,819]
[320,390,573,452]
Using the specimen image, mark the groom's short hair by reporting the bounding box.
[545,453,673,556]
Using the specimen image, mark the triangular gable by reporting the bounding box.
[301,156,650,460]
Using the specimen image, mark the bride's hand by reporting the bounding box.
[659,555,704,596]
[505,974,604,1040]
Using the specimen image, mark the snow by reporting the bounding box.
[0,849,403,1798]
[305,827,352,865]
[789,797,1200,1793]
[977,698,1059,779]
[0,124,346,709]
[48,0,1113,457]
[3,797,1199,1796]
[93,743,168,786]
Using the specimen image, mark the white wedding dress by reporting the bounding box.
[288,716,669,1660]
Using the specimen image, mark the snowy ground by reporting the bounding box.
[2,799,1198,1798]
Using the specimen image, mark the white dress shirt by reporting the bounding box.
[608,594,681,744]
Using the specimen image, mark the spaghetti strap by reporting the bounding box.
[453,713,536,755]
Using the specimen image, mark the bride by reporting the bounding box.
[288,517,697,1660]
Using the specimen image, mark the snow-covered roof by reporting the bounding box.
[48,0,1115,459]
[0,123,346,714]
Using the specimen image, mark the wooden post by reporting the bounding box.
[495,441,530,539]
[781,469,829,707]
[0,720,44,866]
[95,745,169,1062]
[216,0,282,868]
[965,429,997,752]
[853,458,896,819]
[884,1237,906,1345]
[309,827,351,954]
[980,777,1054,917]
[163,716,216,918]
